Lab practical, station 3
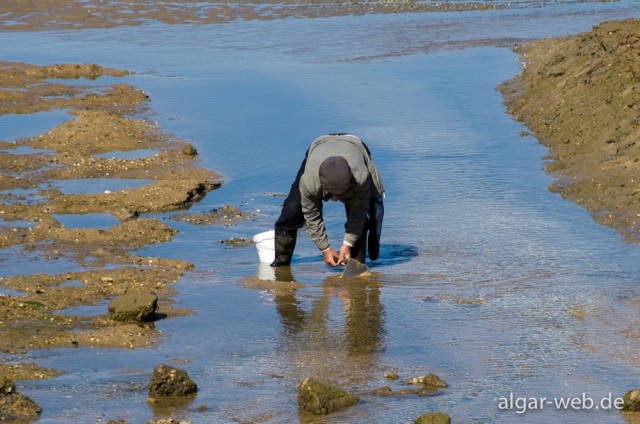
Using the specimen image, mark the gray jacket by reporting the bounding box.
[300,134,384,251]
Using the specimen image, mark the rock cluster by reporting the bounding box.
[0,374,42,420]
[148,364,197,397]
[405,373,448,388]
[298,377,360,414]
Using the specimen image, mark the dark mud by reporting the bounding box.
[499,18,640,245]
[0,61,223,379]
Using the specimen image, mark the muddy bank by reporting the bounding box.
[0,60,225,379]
[0,0,511,32]
[499,18,640,245]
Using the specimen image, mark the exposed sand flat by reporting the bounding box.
[500,18,640,245]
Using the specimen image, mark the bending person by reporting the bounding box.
[271,134,384,267]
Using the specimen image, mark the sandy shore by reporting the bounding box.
[499,18,640,245]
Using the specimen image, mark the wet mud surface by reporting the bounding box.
[500,18,640,245]
[165,205,252,226]
[0,0,514,31]
[0,61,223,379]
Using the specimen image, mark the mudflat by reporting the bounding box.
[499,18,640,245]
[0,61,222,379]
[0,0,506,31]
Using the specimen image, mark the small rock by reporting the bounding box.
[414,412,451,424]
[101,277,114,283]
[385,371,399,380]
[0,374,43,420]
[145,420,192,424]
[0,375,15,395]
[113,208,139,222]
[108,293,158,323]
[298,377,359,415]
[218,238,253,246]
[372,386,394,396]
[622,389,640,411]
[405,373,447,388]
[182,145,197,156]
[148,364,197,397]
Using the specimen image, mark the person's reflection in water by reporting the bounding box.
[337,277,385,355]
[272,266,307,334]
[269,266,386,385]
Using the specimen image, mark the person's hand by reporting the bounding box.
[322,248,340,267]
[338,244,351,265]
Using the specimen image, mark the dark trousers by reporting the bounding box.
[274,156,308,233]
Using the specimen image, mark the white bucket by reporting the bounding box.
[253,230,275,263]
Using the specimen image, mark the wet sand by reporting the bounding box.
[499,18,640,245]
[1,0,509,31]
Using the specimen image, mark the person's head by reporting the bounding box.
[319,156,354,200]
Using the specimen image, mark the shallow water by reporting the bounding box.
[3,2,640,423]
[51,178,154,195]
[52,213,120,229]
[0,286,27,297]
[0,187,47,205]
[95,149,160,160]
[0,109,72,143]
[0,146,56,155]
[53,298,111,317]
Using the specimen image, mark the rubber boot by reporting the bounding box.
[350,227,368,264]
[270,228,297,267]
